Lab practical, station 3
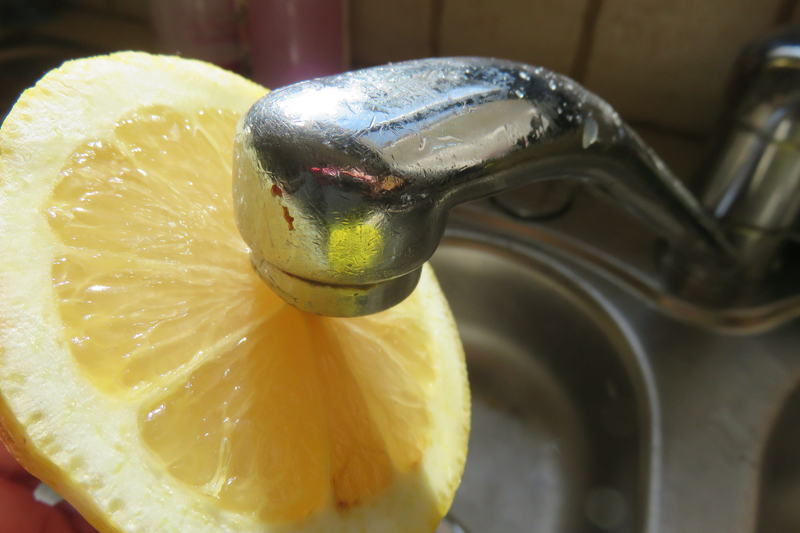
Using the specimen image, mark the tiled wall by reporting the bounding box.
[583,0,788,133]
[351,0,796,136]
[67,0,798,137]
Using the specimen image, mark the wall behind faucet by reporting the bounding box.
[352,0,800,181]
[46,0,800,173]
[351,0,797,137]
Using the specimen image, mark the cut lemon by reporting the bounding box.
[0,52,469,533]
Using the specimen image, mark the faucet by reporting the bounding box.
[233,50,800,319]
[695,26,800,293]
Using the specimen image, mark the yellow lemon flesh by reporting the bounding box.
[0,52,469,533]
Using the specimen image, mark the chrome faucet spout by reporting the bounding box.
[233,57,730,316]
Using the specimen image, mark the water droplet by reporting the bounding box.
[548,79,558,91]
[541,116,550,130]
[519,71,530,81]
[514,89,525,98]
[583,116,599,148]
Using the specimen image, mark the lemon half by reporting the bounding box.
[0,52,469,533]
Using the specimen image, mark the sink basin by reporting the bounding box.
[431,204,800,533]
[758,385,800,532]
[430,237,649,533]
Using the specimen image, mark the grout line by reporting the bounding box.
[569,0,604,83]
[429,0,445,57]
[774,0,799,25]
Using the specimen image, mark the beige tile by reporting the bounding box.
[439,0,589,75]
[350,0,433,67]
[585,0,784,135]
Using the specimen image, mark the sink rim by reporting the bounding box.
[436,227,663,532]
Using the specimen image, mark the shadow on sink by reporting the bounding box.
[430,237,652,533]
[758,384,800,532]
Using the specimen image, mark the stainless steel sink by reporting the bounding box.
[431,238,646,532]
[431,204,800,533]
[758,386,800,533]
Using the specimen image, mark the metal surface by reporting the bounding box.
[434,208,800,533]
[234,58,730,316]
[758,385,800,533]
[430,232,645,533]
[697,27,800,285]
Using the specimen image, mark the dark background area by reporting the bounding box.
[2,0,799,183]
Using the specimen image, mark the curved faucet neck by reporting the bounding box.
[234,58,733,316]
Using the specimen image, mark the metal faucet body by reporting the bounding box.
[697,27,800,286]
[234,58,730,316]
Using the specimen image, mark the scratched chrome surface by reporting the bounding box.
[233,58,726,316]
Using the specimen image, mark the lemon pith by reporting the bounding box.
[0,52,470,533]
